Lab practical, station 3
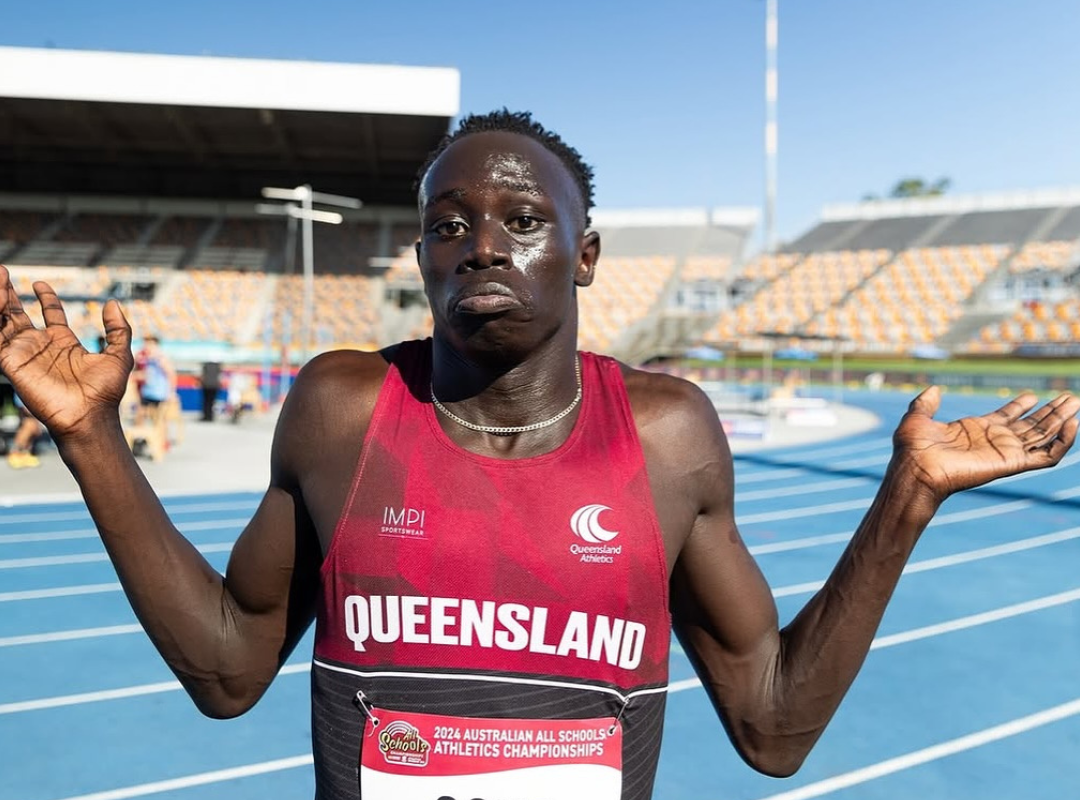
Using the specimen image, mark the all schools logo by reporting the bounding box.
[380,506,427,540]
[569,504,622,564]
[377,719,431,767]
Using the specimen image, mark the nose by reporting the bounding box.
[461,218,511,271]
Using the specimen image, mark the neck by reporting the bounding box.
[430,335,581,434]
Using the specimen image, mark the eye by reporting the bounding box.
[432,219,468,238]
[507,215,544,233]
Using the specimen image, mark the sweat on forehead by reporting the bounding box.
[415,109,595,226]
[420,133,588,223]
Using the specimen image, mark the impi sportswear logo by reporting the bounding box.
[381,506,427,539]
[569,504,622,564]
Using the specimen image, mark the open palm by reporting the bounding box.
[0,265,133,438]
[894,386,1080,503]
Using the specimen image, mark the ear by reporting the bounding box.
[574,230,601,287]
[414,238,421,265]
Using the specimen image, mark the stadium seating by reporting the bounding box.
[121,270,271,343]
[968,298,1080,353]
[1008,240,1076,273]
[270,274,381,350]
[704,250,888,343]
[806,245,1009,347]
[0,211,59,261]
[578,256,677,352]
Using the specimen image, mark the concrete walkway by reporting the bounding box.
[0,409,280,506]
[0,399,881,506]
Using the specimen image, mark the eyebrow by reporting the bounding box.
[423,180,546,211]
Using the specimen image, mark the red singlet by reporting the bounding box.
[312,340,671,800]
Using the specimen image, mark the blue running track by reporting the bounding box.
[2,390,1079,799]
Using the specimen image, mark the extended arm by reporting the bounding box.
[665,383,1078,776]
[0,269,321,717]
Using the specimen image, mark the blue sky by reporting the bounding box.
[4,0,1080,245]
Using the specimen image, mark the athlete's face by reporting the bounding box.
[416,132,599,357]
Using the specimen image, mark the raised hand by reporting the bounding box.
[0,264,133,439]
[893,385,1080,505]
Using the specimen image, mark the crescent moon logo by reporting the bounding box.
[570,504,619,543]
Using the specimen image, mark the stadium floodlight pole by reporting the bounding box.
[258,185,362,362]
[764,0,779,253]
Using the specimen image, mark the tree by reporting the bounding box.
[863,177,952,202]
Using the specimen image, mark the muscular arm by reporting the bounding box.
[635,374,1077,777]
[669,416,932,776]
[55,363,329,718]
[0,269,393,718]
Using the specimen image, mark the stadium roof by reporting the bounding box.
[821,186,1080,221]
[0,47,460,205]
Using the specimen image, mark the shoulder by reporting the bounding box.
[617,363,734,511]
[617,363,725,440]
[270,346,398,476]
[290,346,397,400]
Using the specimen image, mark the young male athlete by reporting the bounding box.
[1,110,1077,800]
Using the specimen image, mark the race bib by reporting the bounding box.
[359,706,622,800]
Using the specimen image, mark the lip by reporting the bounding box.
[453,282,523,315]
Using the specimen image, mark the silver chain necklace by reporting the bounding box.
[431,358,582,436]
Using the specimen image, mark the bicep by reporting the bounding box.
[221,482,321,661]
[663,391,781,714]
[217,385,324,666]
[671,509,778,666]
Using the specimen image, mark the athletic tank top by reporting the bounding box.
[312,340,671,800]
[140,357,170,402]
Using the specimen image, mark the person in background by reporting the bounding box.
[6,392,46,469]
[200,361,223,422]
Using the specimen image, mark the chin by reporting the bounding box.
[444,314,563,364]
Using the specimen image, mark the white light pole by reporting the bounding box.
[258,185,362,362]
[765,0,779,253]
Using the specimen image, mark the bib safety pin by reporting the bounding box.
[354,690,381,730]
[609,696,629,735]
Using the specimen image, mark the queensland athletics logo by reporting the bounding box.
[378,719,431,767]
[569,505,622,564]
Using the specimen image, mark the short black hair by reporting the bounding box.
[415,109,596,227]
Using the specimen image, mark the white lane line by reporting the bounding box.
[0,663,311,715]
[668,587,1080,695]
[770,531,1080,598]
[751,697,1080,800]
[737,477,1079,526]
[0,582,122,602]
[737,467,814,485]
[0,542,233,569]
[738,499,871,525]
[669,677,702,693]
[929,499,1032,524]
[734,455,888,487]
[737,478,871,502]
[0,518,250,545]
[869,587,1080,650]
[829,455,889,470]
[902,527,1080,575]
[748,491,1076,555]
[992,451,1080,485]
[49,754,315,800]
[0,624,144,647]
[736,448,1078,494]
[738,437,891,465]
[750,533,852,555]
[0,500,258,525]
